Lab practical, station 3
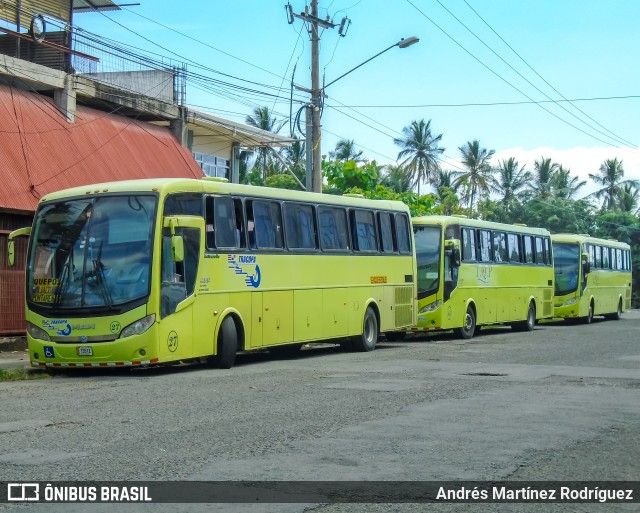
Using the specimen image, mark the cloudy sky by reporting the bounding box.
[74,0,640,196]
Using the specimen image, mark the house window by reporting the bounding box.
[193,152,230,179]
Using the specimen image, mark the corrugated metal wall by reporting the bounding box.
[0,0,70,29]
[0,212,32,335]
[0,32,67,70]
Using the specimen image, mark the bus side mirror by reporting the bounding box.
[171,235,184,263]
[8,240,15,267]
[451,248,461,268]
[581,253,590,276]
[7,227,31,267]
[444,239,461,268]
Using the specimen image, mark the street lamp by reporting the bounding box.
[309,36,420,193]
[323,37,420,90]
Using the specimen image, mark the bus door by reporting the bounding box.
[443,239,460,302]
[158,217,203,362]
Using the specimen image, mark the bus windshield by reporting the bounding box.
[415,226,441,298]
[27,195,157,311]
[553,242,580,295]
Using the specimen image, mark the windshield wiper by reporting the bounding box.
[92,240,113,309]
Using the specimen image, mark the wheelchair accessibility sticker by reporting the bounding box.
[228,254,261,288]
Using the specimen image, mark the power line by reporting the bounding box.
[461,0,637,149]
[431,0,637,150]
[404,0,638,153]
[329,95,640,108]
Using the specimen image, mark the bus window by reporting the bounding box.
[378,212,395,253]
[462,228,476,261]
[395,214,411,254]
[508,233,521,263]
[524,236,534,263]
[164,193,203,216]
[248,201,283,250]
[493,231,508,263]
[352,209,378,252]
[284,203,317,250]
[318,206,349,251]
[544,238,551,264]
[616,249,623,270]
[211,196,239,249]
[535,237,544,264]
[602,247,610,269]
[479,230,492,262]
[161,226,200,317]
[594,246,602,269]
[415,226,441,297]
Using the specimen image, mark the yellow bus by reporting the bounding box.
[8,178,416,369]
[552,234,632,323]
[390,216,554,340]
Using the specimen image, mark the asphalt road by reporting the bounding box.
[1,311,639,513]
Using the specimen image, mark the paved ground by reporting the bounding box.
[1,311,639,512]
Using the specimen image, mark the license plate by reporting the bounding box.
[76,346,93,356]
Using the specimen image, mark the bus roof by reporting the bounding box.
[37,177,410,213]
[412,215,551,236]
[551,233,631,249]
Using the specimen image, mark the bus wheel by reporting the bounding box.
[353,307,378,352]
[385,331,406,342]
[208,316,237,369]
[605,299,623,321]
[582,302,594,325]
[512,302,536,332]
[456,305,475,340]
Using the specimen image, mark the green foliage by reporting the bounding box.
[242,167,263,186]
[431,187,465,216]
[322,159,381,193]
[0,367,49,381]
[344,185,433,217]
[592,211,640,307]
[264,174,300,190]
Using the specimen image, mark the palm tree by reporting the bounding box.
[619,183,640,214]
[379,164,413,193]
[494,157,531,203]
[431,169,458,197]
[329,139,364,162]
[550,166,586,200]
[529,157,559,198]
[280,136,306,183]
[452,140,496,215]
[393,119,444,196]
[589,158,640,211]
[245,106,285,181]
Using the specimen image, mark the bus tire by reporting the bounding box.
[456,305,475,340]
[605,299,623,321]
[512,301,536,332]
[208,316,237,369]
[353,307,378,352]
[582,302,594,325]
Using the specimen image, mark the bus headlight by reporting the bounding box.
[563,297,579,306]
[419,300,442,314]
[26,322,51,341]
[120,314,155,338]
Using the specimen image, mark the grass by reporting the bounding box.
[0,367,50,382]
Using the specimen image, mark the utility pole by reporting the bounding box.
[310,0,322,193]
[287,1,347,193]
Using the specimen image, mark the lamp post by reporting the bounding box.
[309,36,420,193]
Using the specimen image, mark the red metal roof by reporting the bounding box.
[0,84,204,212]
